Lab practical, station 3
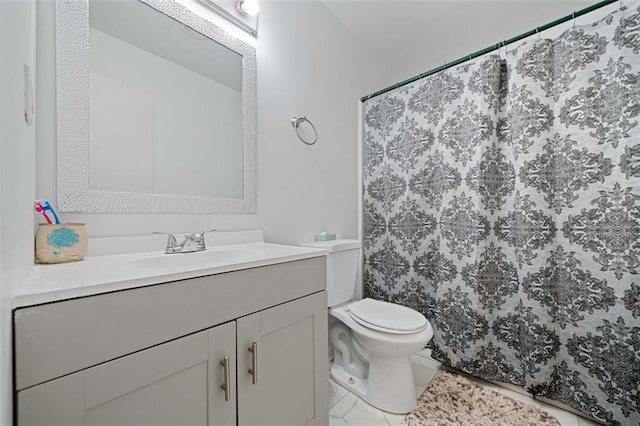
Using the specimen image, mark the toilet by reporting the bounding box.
[301,239,434,414]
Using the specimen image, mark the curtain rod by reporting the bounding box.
[360,0,619,103]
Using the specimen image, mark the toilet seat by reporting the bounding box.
[347,298,428,335]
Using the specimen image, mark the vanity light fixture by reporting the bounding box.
[197,0,259,37]
[236,0,259,17]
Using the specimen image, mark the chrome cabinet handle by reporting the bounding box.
[220,356,231,401]
[248,342,258,385]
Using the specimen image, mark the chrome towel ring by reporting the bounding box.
[291,116,318,145]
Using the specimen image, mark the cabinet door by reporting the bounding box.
[237,291,328,426]
[18,323,237,426]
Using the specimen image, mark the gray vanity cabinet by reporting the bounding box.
[237,292,329,426]
[18,322,237,426]
[14,257,328,426]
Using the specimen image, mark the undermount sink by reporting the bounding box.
[130,247,263,270]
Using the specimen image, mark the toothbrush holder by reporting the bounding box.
[35,223,88,264]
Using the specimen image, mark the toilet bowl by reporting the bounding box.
[299,239,434,414]
[329,298,433,414]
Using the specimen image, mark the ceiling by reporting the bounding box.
[322,0,597,82]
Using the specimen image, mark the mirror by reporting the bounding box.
[56,0,256,214]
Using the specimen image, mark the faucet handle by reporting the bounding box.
[194,229,216,240]
[153,232,178,249]
[191,229,215,250]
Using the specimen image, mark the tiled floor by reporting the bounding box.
[329,349,602,426]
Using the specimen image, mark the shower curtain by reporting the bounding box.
[362,3,640,425]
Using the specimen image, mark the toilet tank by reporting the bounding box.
[300,239,361,307]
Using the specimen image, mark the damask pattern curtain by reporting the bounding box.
[362,4,640,425]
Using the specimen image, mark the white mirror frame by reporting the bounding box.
[56,0,256,214]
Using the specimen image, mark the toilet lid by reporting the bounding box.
[347,298,428,334]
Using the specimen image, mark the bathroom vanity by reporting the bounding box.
[13,234,329,425]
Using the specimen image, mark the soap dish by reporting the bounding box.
[315,232,336,242]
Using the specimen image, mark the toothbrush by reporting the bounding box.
[34,200,60,224]
[39,200,60,224]
[33,202,53,224]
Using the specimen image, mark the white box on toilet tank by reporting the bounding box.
[300,239,361,307]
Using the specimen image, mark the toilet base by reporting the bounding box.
[331,362,368,403]
[330,355,417,414]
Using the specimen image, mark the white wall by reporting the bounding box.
[36,0,396,244]
[0,5,4,415]
[0,0,37,423]
[255,0,398,244]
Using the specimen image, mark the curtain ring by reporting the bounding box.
[291,116,318,145]
[536,27,540,40]
[572,11,576,28]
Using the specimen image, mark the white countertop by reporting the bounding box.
[13,234,328,308]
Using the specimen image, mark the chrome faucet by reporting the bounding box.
[154,230,216,254]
